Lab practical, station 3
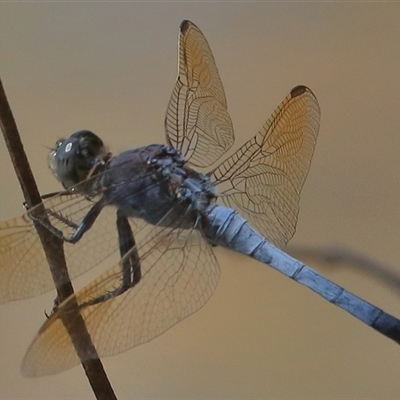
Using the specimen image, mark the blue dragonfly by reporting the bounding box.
[1,20,399,377]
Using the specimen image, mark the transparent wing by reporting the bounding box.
[165,20,234,169]
[212,86,320,248]
[0,196,117,304]
[0,166,153,304]
[21,211,220,377]
[0,214,52,303]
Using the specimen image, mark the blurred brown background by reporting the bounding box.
[1,3,400,398]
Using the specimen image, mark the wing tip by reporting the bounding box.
[290,85,308,98]
[290,85,318,101]
[180,20,192,34]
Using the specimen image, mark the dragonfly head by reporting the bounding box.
[48,130,111,190]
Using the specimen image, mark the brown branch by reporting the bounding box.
[0,77,117,400]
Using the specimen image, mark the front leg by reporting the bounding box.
[30,196,107,244]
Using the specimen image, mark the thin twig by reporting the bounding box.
[0,77,117,400]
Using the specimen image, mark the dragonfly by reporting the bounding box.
[1,20,400,377]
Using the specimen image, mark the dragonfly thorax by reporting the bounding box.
[77,144,217,230]
[148,145,217,214]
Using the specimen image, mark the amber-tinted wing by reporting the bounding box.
[165,20,234,169]
[0,167,152,304]
[0,196,111,303]
[212,86,320,249]
[21,210,219,377]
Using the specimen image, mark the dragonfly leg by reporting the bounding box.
[23,189,70,210]
[116,210,141,291]
[30,197,106,244]
[77,210,141,309]
[46,209,80,230]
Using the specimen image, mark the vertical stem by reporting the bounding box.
[0,77,117,400]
